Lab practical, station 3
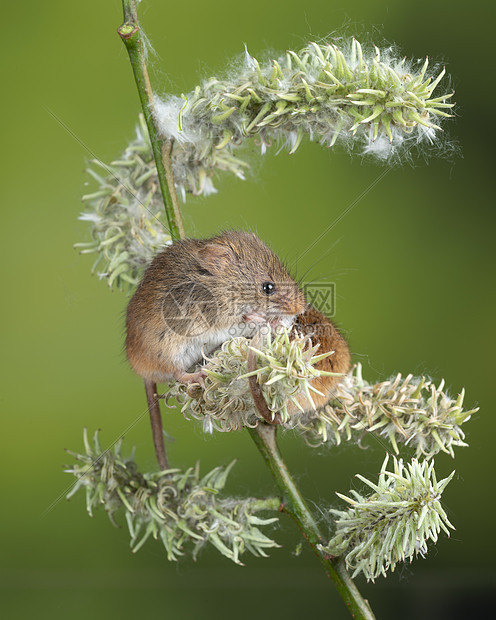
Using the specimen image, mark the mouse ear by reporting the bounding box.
[197,242,238,274]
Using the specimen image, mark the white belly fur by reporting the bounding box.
[172,323,257,371]
[173,316,296,372]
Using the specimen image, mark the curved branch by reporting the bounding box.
[118,0,184,240]
[248,424,376,619]
[247,347,282,425]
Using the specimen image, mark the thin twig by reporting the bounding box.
[144,380,169,470]
[247,346,282,425]
[118,0,186,471]
[248,424,376,619]
[162,140,185,238]
[118,0,184,240]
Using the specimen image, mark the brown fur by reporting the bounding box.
[126,230,308,383]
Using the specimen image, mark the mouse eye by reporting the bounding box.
[262,281,276,295]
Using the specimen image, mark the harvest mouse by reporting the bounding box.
[126,230,308,385]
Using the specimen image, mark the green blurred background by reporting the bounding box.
[2,0,494,618]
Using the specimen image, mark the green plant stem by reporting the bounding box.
[118,0,185,473]
[117,4,368,614]
[248,424,375,620]
[118,0,184,240]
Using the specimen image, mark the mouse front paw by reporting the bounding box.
[174,369,207,388]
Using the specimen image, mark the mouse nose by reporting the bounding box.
[277,287,307,315]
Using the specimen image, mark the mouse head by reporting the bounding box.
[194,230,307,326]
